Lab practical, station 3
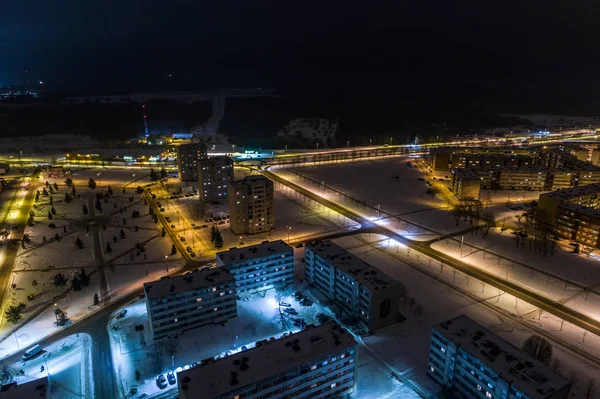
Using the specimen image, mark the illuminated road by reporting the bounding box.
[262,169,600,338]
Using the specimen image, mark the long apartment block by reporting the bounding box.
[536,182,600,247]
[305,240,401,332]
[177,321,357,399]
[216,240,294,294]
[144,268,237,339]
[428,315,570,399]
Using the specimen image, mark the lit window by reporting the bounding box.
[311,365,317,370]
[212,287,216,292]
[196,298,202,302]
[174,318,178,322]
[477,384,482,391]
[214,307,218,311]
[430,366,434,372]
[322,361,328,366]
[486,392,492,399]
[220,292,225,296]
[440,347,446,353]
[330,383,336,389]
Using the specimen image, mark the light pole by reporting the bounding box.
[369,138,372,146]
[97,173,102,186]
[286,226,291,243]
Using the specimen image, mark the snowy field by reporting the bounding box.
[272,159,472,240]
[331,234,600,398]
[1,333,92,399]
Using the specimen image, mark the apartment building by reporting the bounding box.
[428,315,570,399]
[0,377,48,398]
[228,175,274,235]
[198,156,234,203]
[177,321,357,399]
[305,241,401,332]
[451,168,481,199]
[216,240,294,294]
[426,148,538,172]
[177,142,208,181]
[144,268,237,339]
[536,183,600,246]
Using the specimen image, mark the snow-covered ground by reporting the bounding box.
[272,159,472,240]
[1,333,92,399]
[332,234,600,398]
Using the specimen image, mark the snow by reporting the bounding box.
[1,333,93,399]
[329,233,600,398]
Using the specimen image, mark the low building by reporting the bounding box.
[198,156,234,203]
[228,175,275,235]
[216,240,294,295]
[305,241,402,332]
[177,321,357,399]
[42,166,69,179]
[144,268,237,339]
[428,315,570,399]
[0,377,48,398]
[451,168,481,199]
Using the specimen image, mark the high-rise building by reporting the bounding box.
[305,240,402,332]
[228,175,274,235]
[198,156,234,203]
[177,142,208,181]
[216,240,294,294]
[428,315,570,399]
[0,377,48,398]
[144,268,237,339]
[177,321,357,399]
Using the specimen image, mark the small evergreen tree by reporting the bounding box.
[120,229,126,239]
[82,204,88,214]
[42,187,48,196]
[65,178,73,186]
[149,168,159,181]
[53,183,59,191]
[106,242,112,253]
[88,178,96,189]
[93,293,100,306]
[75,237,83,249]
[47,211,53,220]
[52,272,68,287]
[51,206,56,215]
[64,192,72,203]
[171,244,177,255]
[35,190,40,202]
[107,185,113,195]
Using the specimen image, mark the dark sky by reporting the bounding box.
[2,0,599,93]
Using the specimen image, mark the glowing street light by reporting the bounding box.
[286,226,292,243]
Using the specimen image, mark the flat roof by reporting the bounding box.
[434,315,570,399]
[143,268,235,300]
[307,241,399,292]
[541,182,600,201]
[177,321,356,398]
[0,377,48,398]
[559,203,600,219]
[451,168,481,180]
[216,240,292,266]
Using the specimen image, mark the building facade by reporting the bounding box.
[305,241,402,332]
[177,321,357,399]
[216,240,294,294]
[198,156,234,203]
[177,142,208,181]
[428,315,570,399]
[144,268,237,339]
[228,175,275,235]
[451,168,481,199]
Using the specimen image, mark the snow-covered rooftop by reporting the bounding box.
[435,315,570,399]
[542,182,600,201]
[451,168,480,180]
[559,202,600,219]
[307,240,399,292]
[143,268,235,300]
[216,239,293,266]
[177,321,356,398]
[0,377,48,398]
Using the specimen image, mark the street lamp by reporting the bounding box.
[286,226,292,243]
[97,173,102,186]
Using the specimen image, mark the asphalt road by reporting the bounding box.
[262,169,600,337]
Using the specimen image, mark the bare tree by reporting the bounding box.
[550,358,561,373]
[570,371,580,391]
[521,335,553,365]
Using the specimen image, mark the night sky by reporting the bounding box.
[2,1,599,93]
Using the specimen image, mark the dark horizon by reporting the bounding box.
[2,1,600,95]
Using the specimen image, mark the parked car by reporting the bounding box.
[279,301,291,307]
[171,224,176,228]
[186,246,192,252]
[284,308,298,315]
[156,374,168,388]
[201,224,208,228]
[190,252,196,257]
[167,371,176,385]
[295,243,304,248]
[160,208,165,212]
[116,310,127,319]
[22,345,43,361]
[165,217,171,222]
[218,221,225,225]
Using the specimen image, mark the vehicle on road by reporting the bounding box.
[186,246,192,252]
[179,236,185,242]
[116,310,127,319]
[167,371,176,385]
[279,301,291,307]
[22,344,43,360]
[190,252,196,257]
[156,374,167,389]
